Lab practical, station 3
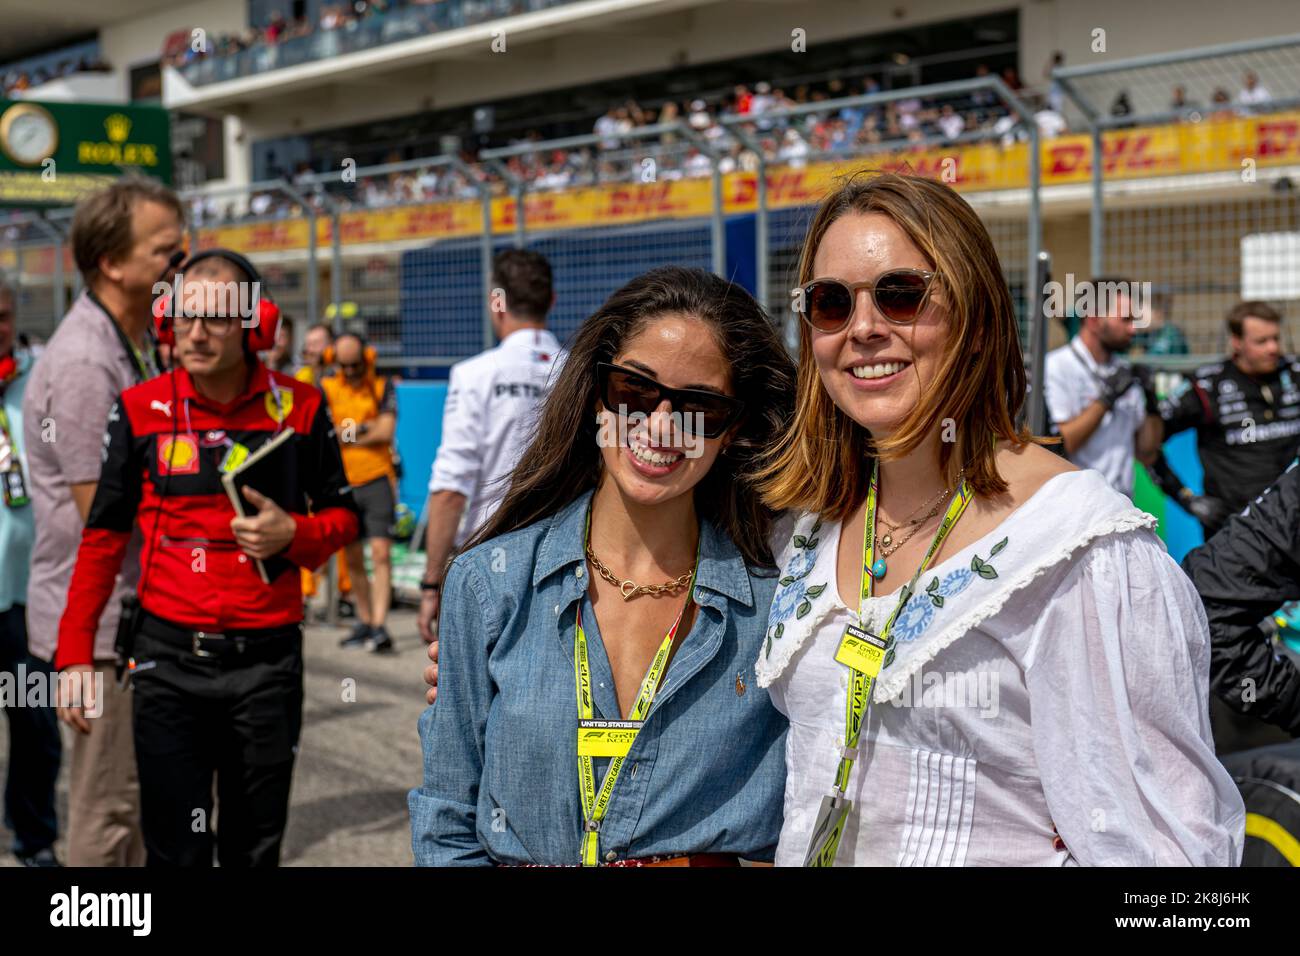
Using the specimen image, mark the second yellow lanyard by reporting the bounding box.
[804,459,971,867]
[573,507,700,867]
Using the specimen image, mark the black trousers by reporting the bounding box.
[0,604,61,857]
[130,622,303,867]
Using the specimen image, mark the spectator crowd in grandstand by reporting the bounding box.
[197,64,1045,221]
[195,58,1275,225]
[162,0,546,70]
[1,8,1280,229]
[1,54,112,97]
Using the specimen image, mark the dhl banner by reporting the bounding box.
[199,111,1299,254]
[196,178,722,251]
[6,110,1298,271]
[0,244,71,274]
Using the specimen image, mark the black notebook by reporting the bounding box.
[221,427,297,584]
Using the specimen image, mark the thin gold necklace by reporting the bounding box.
[877,484,953,550]
[876,471,964,558]
[877,505,943,558]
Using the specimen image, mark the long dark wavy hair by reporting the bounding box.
[463,266,795,570]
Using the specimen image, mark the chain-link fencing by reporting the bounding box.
[1055,33,1300,364]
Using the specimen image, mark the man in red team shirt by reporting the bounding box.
[55,250,360,866]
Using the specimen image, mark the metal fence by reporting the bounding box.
[4,80,1048,407]
[12,42,1300,399]
[0,208,72,342]
[1054,33,1300,364]
[720,75,1040,353]
[481,121,727,350]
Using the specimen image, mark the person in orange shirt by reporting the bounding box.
[319,333,397,652]
[294,322,352,604]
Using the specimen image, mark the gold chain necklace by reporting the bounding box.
[877,504,943,558]
[876,471,964,558]
[877,485,953,551]
[585,542,694,601]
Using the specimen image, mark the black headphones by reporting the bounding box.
[183,248,263,286]
[155,248,280,353]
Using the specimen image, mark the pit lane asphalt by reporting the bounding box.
[0,606,429,867]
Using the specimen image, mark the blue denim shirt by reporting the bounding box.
[408,490,787,865]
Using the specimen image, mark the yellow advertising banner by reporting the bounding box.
[200,199,489,250]
[0,244,71,273]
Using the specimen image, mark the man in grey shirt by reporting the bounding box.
[23,176,184,866]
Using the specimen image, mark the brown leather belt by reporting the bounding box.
[608,853,740,868]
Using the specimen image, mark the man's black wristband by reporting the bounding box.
[420,580,441,593]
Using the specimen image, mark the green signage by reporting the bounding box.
[0,99,172,207]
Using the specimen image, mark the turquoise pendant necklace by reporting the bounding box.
[868,470,956,580]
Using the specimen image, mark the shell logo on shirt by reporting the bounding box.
[158,434,199,475]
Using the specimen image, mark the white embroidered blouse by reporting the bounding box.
[755,469,1245,866]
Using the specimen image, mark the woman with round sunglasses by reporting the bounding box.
[409,267,794,866]
[753,171,1244,866]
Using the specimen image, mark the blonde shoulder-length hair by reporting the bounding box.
[756,170,1034,522]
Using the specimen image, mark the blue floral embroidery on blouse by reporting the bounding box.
[763,518,828,659]
[891,594,936,642]
[885,538,1009,649]
[938,567,975,600]
[769,577,810,627]
[764,526,1011,660]
[783,546,816,582]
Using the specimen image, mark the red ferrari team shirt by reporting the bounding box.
[55,361,360,669]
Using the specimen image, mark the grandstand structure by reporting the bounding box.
[1,0,1298,377]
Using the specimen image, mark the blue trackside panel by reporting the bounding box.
[399,219,716,356]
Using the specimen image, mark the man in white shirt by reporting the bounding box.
[938,104,965,140]
[1044,278,1162,497]
[594,108,620,150]
[1236,70,1272,109]
[1034,107,1067,140]
[417,250,562,642]
[778,129,810,168]
[749,83,774,126]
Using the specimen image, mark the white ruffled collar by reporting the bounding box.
[755,469,1158,701]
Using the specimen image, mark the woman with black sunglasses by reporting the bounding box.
[753,170,1243,866]
[409,266,795,866]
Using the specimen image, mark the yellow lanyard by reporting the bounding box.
[573,508,699,867]
[127,339,152,381]
[803,459,972,867]
[0,407,16,461]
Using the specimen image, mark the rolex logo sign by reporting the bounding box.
[0,100,171,197]
[105,113,131,143]
[77,112,158,167]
